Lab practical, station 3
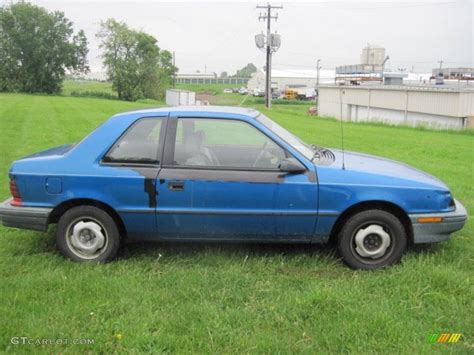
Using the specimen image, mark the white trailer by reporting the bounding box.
[166,89,196,106]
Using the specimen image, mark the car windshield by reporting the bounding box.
[256,113,315,160]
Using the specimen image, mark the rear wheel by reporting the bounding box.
[56,206,120,262]
[338,209,407,270]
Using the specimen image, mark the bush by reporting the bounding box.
[69,90,117,100]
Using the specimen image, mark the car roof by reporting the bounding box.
[112,106,261,119]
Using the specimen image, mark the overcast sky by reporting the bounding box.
[12,0,474,74]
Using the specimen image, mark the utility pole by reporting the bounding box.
[436,60,444,85]
[438,60,444,74]
[366,43,370,64]
[257,3,282,108]
[316,58,321,93]
[172,51,176,88]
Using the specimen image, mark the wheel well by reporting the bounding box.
[49,199,127,238]
[328,201,413,245]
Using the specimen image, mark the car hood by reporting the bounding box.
[319,149,448,190]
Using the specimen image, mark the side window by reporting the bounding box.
[104,118,163,164]
[173,118,286,169]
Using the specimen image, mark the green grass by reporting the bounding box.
[62,80,312,107]
[0,92,473,353]
[176,82,242,94]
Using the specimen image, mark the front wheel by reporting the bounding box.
[56,206,121,262]
[338,209,407,270]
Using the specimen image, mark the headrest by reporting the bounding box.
[185,130,206,151]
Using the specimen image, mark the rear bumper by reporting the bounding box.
[0,198,52,232]
[409,199,468,244]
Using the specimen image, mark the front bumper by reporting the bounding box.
[0,198,52,232]
[409,199,468,243]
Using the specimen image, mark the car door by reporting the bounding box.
[155,115,317,241]
[101,116,166,239]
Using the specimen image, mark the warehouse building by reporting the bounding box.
[431,67,473,80]
[176,73,248,85]
[318,85,474,129]
[247,69,335,92]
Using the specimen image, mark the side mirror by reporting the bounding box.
[279,158,306,174]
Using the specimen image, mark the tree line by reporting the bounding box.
[219,63,257,79]
[0,2,176,101]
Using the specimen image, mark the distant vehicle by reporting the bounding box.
[238,87,248,95]
[272,90,282,99]
[284,87,316,101]
[223,88,233,94]
[0,106,467,268]
[231,88,240,93]
[284,89,298,100]
[253,88,264,97]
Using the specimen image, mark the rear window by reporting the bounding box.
[103,118,163,164]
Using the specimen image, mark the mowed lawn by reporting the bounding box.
[0,93,472,353]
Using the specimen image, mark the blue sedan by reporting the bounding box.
[0,107,467,269]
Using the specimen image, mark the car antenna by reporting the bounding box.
[339,89,346,170]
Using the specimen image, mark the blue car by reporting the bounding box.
[0,107,467,269]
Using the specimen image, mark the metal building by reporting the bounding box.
[360,44,386,65]
[318,85,474,129]
[176,73,248,85]
[247,69,335,92]
[336,45,389,84]
[431,67,474,80]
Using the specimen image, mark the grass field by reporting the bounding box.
[62,80,117,99]
[0,92,472,353]
[61,80,299,107]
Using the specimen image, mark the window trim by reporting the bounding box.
[162,116,301,172]
[101,116,168,167]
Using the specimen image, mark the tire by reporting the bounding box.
[338,209,407,270]
[56,206,121,262]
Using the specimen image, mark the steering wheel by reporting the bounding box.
[253,141,269,168]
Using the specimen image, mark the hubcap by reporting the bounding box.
[67,220,106,258]
[354,224,391,259]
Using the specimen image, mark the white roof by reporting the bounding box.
[262,68,335,79]
[383,71,432,81]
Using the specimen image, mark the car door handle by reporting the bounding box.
[168,181,184,191]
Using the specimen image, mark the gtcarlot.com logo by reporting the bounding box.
[11,336,94,346]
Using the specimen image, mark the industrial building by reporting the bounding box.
[247,69,335,92]
[176,73,248,85]
[360,44,386,66]
[318,85,474,129]
[335,44,390,84]
[431,67,473,81]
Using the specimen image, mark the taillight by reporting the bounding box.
[9,178,22,206]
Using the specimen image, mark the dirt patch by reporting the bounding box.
[196,93,214,102]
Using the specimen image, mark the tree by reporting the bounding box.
[220,72,228,78]
[0,2,89,94]
[97,19,177,101]
[234,63,257,78]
